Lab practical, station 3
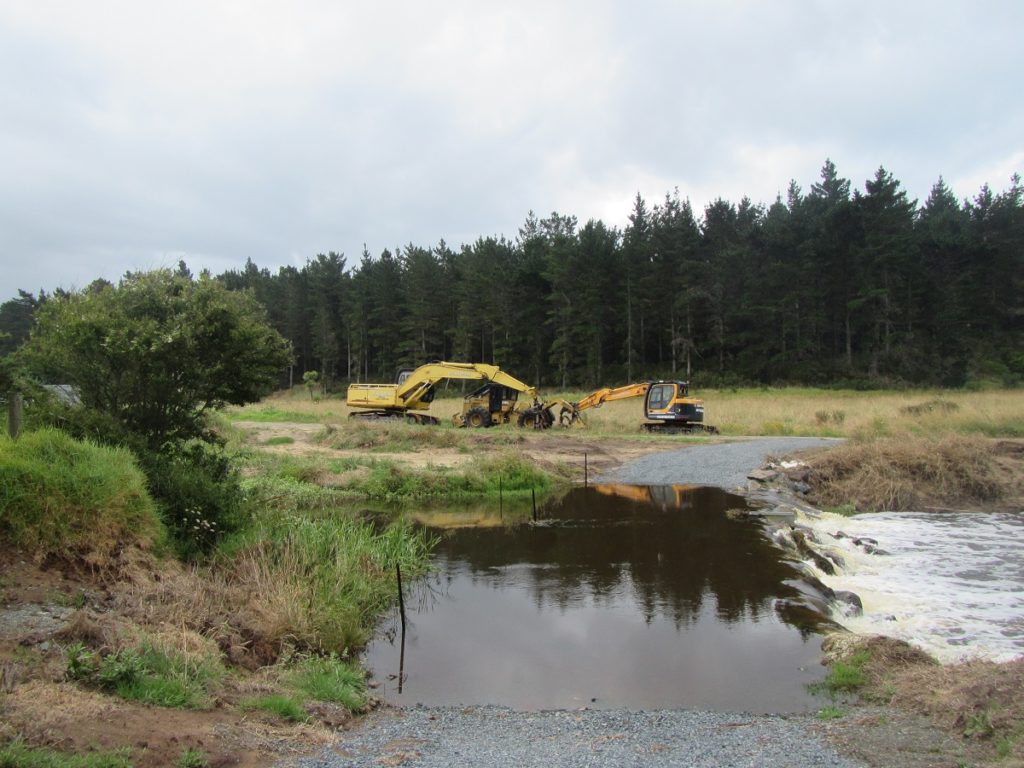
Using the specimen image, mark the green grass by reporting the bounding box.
[241,694,309,723]
[291,655,367,711]
[354,452,556,501]
[817,706,846,720]
[818,650,871,694]
[66,641,223,710]
[263,436,295,445]
[224,407,324,423]
[0,428,164,563]
[174,749,208,768]
[0,740,132,768]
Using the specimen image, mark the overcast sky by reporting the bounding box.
[1,1,1022,303]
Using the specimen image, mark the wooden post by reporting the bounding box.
[584,452,588,488]
[499,475,503,517]
[8,392,22,439]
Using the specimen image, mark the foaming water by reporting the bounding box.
[799,510,1024,663]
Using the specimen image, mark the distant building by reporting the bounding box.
[42,384,81,406]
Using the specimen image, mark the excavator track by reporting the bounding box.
[348,410,440,425]
[642,423,719,435]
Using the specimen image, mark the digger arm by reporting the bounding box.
[574,382,651,412]
[395,362,537,406]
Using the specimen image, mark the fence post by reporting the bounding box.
[7,391,22,439]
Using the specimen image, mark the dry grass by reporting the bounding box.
[228,386,1024,439]
[805,434,1005,512]
[823,634,1024,763]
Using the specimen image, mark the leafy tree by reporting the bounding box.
[0,290,44,357]
[20,269,291,447]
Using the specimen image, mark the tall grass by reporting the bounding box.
[218,512,433,653]
[807,434,1005,512]
[236,386,1024,439]
[0,428,164,562]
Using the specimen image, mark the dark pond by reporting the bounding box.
[364,484,829,712]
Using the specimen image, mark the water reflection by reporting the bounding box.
[366,484,829,712]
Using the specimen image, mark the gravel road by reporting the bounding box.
[293,706,861,768]
[595,436,842,489]
[288,438,861,768]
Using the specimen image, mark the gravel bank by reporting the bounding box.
[596,437,841,490]
[292,706,861,768]
[287,438,859,768]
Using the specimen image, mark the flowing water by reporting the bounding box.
[364,485,831,712]
[798,510,1024,663]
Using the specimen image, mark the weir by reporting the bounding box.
[789,509,1024,664]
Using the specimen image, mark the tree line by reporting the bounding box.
[3,159,1022,390]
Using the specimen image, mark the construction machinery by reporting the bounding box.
[346,361,562,428]
[563,380,718,434]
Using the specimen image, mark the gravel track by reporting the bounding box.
[289,438,859,768]
[596,437,841,489]
[294,706,860,768]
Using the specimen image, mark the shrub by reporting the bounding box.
[140,440,244,558]
[0,428,164,563]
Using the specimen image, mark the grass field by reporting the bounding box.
[229,386,1024,439]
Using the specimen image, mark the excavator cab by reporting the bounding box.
[643,381,708,432]
[461,382,523,427]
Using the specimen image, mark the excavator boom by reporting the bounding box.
[574,382,651,412]
[347,361,539,427]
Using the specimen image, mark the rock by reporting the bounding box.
[755,505,797,518]
[852,537,878,546]
[833,590,863,617]
[791,529,836,575]
[790,481,811,494]
[747,469,779,482]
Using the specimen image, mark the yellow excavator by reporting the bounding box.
[346,361,563,428]
[563,380,718,434]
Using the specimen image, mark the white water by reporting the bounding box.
[797,510,1024,663]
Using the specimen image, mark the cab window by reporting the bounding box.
[647,383,674,410]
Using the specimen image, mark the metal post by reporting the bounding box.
[8,392,22,439]
[396,563,407,633]
[584,452,589,488]
[499,475,503,517]
[531,487,537,522]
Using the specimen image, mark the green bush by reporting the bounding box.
[0,428,164,562]
[140,440,244,558]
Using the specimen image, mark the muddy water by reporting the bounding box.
[364,485,830,712]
